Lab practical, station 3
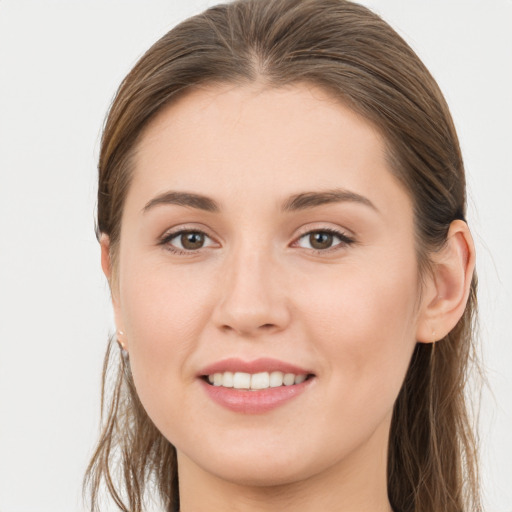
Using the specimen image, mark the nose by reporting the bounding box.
[212,245,291,338]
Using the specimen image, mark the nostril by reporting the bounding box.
[220,323,277,335]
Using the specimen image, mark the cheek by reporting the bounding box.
[118,259,216,394]
[298,257,420,407]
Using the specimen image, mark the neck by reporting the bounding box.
[177,417,393,512]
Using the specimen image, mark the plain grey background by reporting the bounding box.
[0,1,511,511]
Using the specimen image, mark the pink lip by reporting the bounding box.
[198,357,313,377]
[197,357,315,414]
[199,378,314,414]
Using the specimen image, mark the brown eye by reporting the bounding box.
[162,230,216,253]
[309,231,333,250]
[296,229,354,252]
[180,232,205,250]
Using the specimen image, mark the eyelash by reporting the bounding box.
[159,227,355,256]
[159,229,216,256]
[293,228,355,254]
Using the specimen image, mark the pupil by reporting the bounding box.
[182,232,204,249]
[310,232,333,250]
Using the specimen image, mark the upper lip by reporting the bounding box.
[198,357,314,377]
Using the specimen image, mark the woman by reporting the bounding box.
[85,0,481,511]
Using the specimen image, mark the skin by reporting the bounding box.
[101,84,475,512]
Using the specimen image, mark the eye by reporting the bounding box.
[161,230,216,252]
[295,229,354,251]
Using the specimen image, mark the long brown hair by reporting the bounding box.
[85,1,481,510]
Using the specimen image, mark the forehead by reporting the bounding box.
[129,83,411,217]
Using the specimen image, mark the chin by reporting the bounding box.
[202,455,315,488]
[177,432,345,490]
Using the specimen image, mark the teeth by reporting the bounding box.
[269,371,284,387]
[206,371,309,390]
[294,374,306,384]
[283,373,295,386]
[233,372,251,389]
[250,372,270,389]
[222,371,234,387]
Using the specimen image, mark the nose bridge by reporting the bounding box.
[214,237,289,336]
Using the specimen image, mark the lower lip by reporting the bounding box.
[199,377,314,414]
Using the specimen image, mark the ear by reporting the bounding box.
[416,220,476,343]
[100,234,127,349]
[100,233,113,283]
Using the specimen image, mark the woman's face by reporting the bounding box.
[109,84,429,487]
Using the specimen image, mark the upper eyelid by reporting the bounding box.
[160,224,217,240]
[293,228,354,246]
[301,229,348,238]
[160,229,218,254]
[159,224,355,247]
[293,223,355,240]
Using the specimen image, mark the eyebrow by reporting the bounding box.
[143,191,220,213]
[282,188,378,212]
[142,188,377,214]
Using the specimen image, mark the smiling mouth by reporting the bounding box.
[202,371,315,391]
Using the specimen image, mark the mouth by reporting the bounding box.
[198,357,316,391]
[201,371,315,390]
[198,358,315,413]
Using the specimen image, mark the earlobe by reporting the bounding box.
[100,234,112,282]
[100,234,127,350]
[416,220,476,343]
[100,233,120,305]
